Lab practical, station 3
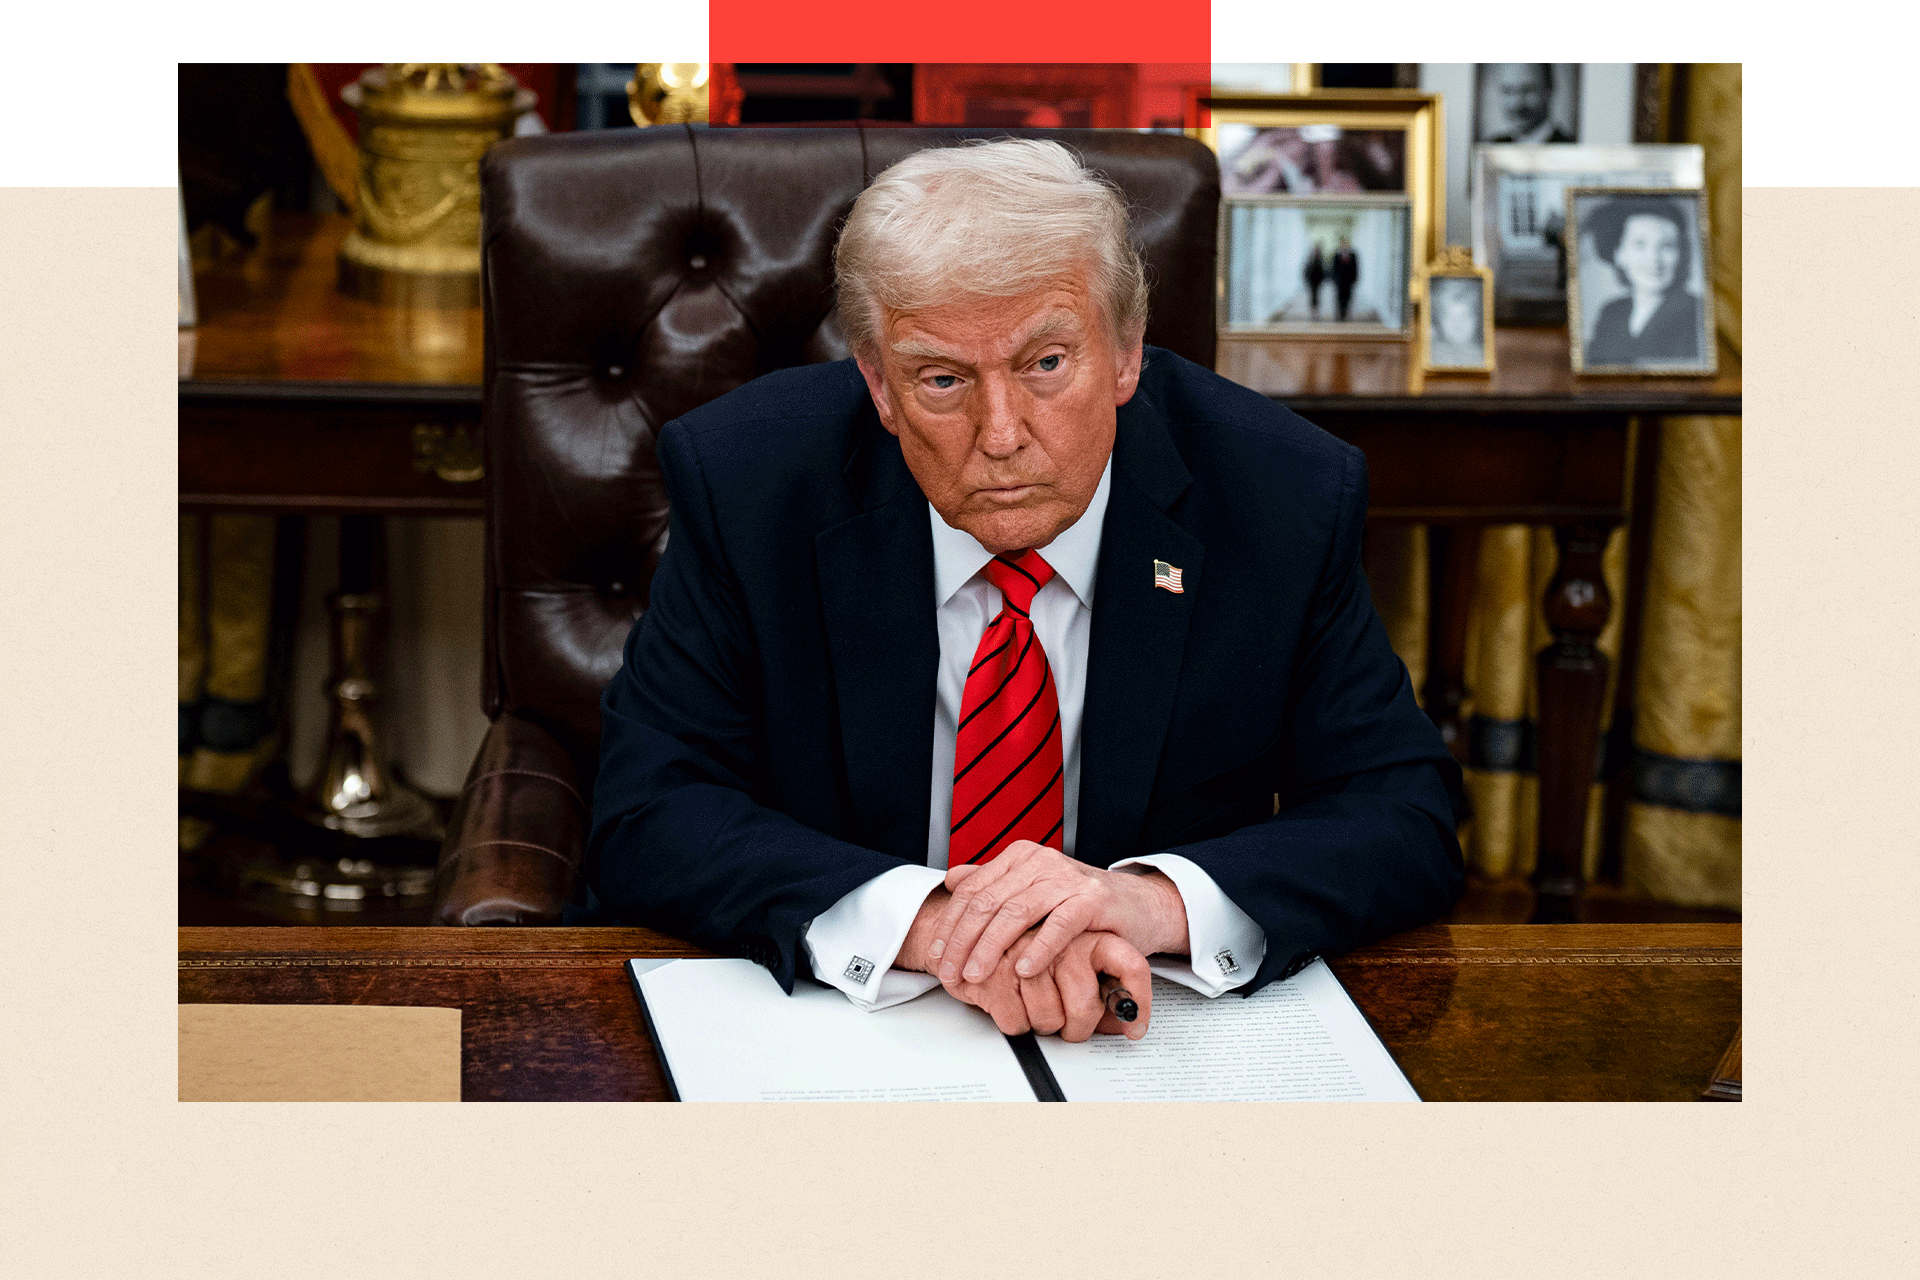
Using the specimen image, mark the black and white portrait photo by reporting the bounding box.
[1473,63,1581,145]
[1221,196,1410,336]
[1217,123,1407,196]
[1424,274,1491,371]
[1567,188,1716,375]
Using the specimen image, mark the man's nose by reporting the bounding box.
[974,377,1028,458]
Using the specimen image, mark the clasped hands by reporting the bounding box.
[896,841,1190,1041]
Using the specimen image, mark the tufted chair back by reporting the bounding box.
[433,124,1221,924]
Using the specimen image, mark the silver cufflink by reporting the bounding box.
[1215,949,1239,976]
[844,956,876,984]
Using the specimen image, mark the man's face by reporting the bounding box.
[856,270,1142,555]
[1495,64,1551,134]
[1615,214,1681,293]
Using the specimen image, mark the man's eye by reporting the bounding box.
[1035,354,1063,372]
[929,374,959,390]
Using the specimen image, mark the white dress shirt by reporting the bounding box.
[802,458,1267,1010]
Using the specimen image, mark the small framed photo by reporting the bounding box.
[1189,90,1446,263]
[1418,250,1494,374]
[1472,143,1704,325]
[1472,63,1582,145]
[1566,187,1717,376]
[1219,194,1412,339]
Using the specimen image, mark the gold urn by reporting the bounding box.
[337,63,536,308]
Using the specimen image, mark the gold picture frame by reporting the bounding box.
[1565,186,1717,378]
[1186,89,1446,265]
[1417,247,1494,374]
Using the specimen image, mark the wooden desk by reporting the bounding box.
[179,923,1740,1102]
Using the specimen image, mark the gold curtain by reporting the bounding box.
[179,515,282,848]
[1622,418,1740,906]
[1364,525,1429,704]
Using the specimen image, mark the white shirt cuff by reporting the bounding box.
[800,864,946,1011]
[1108,853,1266,996]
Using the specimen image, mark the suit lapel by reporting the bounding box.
[815,418,938,861]
[1077,395,1204,864]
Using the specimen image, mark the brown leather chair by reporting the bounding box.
[432,124,1221,925]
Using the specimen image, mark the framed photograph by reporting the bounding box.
[1566,187,1717,376]
[1189,91,1445,263]
[1472,143,1704,324]
[1472,63,1581,144]
[1418,249,1494,374]
[1219,194,1412,339]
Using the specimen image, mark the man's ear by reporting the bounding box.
[855,352,900,436]
[1112,329,1145,407]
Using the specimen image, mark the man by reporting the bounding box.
[587,140,1462,1043]
[1482,63,1575,144]
[1332,236,1360,322]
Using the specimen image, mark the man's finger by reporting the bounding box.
[942,864,982,890]
[1088,932,1153,1040]
[1018,966,1066,1036]
[972,968,1032,1036]
[929,844,1038,961]
[928,857,1018,971]
[1009,894,1098,978]
[936,865,1052,984]
[955,883,1075,983]
[1053,935,1103,1042]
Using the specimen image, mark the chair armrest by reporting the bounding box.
[431,715,587,925]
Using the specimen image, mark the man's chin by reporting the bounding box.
[951,505,1070,555]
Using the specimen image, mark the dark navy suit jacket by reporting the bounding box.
[586,348,1464,995]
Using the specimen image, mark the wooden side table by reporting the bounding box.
[180,213,485,515]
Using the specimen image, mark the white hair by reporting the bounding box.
[834,138,1149,358]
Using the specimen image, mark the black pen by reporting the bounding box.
[1098,973,1138,1023]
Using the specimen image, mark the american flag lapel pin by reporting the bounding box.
[1152,559,1185,594]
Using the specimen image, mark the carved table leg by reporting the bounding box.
[1531,524,1613,923]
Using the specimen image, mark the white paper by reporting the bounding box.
[1034,960,1420,1101]
[632,958,1036,1102]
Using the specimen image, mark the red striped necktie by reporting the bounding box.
[949,549,1064,867]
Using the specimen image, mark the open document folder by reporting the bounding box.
[629,956,1418,1101]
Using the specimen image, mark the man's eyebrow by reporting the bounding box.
[1018,312,1080,349]
[889,337,967,364]
[887,311,1083,364]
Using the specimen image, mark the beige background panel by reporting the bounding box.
[179,1005,461,1101]
[2,178,1916,1275]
